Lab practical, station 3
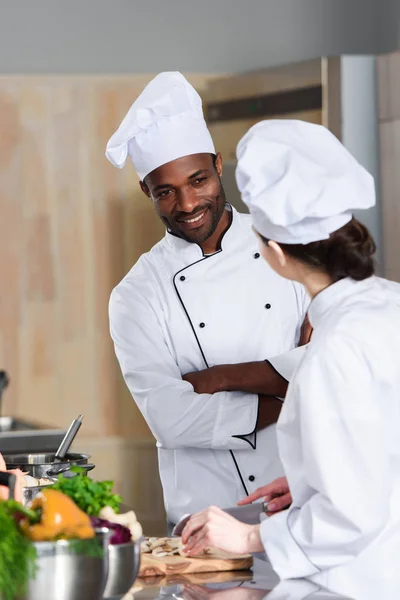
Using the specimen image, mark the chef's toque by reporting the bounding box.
[105,72,215,180]
[235,119,375,244]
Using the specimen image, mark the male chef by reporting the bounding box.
[105,72,310,528]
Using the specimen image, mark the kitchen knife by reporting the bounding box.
[172,501,268,537]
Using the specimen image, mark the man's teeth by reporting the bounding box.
[184,212,205,224]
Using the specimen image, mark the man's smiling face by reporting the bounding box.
[141,153,226,245]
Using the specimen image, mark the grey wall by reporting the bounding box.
[379,0,400,52]
[0,0,395,75]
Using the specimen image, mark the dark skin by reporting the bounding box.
[141,153,313,430]
[140,153,230,255]
[183,317,312,431]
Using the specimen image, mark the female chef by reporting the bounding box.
[181,120,400,584]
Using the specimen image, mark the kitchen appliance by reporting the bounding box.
[0,371,67,453]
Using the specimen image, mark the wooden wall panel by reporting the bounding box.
[209,109,322,160]
[204,60,322,102]
[0,74,220,438]
[0,84,24,417]
[204,59,341,162]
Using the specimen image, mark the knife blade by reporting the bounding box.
[172,501,268,537]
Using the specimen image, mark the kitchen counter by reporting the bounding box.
[121,555,399,600]
[120,556,372,600]
[123,558,280,600]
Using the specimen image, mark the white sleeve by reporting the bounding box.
[268,283,310,383]
[260,334,390,579]
[268,345,308,383]
[109,287,258,451]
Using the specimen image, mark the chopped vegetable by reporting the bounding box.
[20,489,94,541]
[0,501,37,600]
[99,506,143,541]
[90,516,132,545]
[50,469,123,516]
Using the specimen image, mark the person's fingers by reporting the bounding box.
[238,477,289,506]
[183,584,212,600]
[237,486,272,505]
[182,512,207,544]
[266,492,292,512]
[0,453,6,471]
[182,506,223,544]
[184,527,210,556]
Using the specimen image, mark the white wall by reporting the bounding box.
[341,56,383,271]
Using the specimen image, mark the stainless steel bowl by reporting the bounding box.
[19,528,111,600]
[103,541,141,599]
[4,452,94,479]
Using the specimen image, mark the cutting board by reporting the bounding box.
[139,550,253,578]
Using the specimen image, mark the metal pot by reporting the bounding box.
[18,528,111,600]
[4,452,95,479]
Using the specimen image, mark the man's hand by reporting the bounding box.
[237,476,292,515]
[183,361,288,397]
[256,396,283,430]
[299,313,313,346]
[182,505,264,556]
[183,366,224,395]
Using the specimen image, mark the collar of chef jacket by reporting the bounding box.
[308,277,368,328]
[163,204,243,260]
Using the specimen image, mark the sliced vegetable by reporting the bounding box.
[90,516,132,545]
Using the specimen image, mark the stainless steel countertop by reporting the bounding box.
[120,556,387,600]
[121,558,279,600]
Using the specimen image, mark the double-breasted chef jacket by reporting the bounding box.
[109,206,308,525]
[260,276,400,586]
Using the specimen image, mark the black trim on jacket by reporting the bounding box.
[172,252,251,497]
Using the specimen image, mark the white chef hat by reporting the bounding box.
[105,72,215,180]
[235,119,375,244]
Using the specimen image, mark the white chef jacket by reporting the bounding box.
[261,276,400,586]
[109,206,308,524]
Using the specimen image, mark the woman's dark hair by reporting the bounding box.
[260,218,376,283]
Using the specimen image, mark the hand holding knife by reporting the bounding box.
[172,501,268,537]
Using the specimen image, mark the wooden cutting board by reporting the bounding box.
[139,550,253,578]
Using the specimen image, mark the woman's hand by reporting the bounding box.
[237,476,292,514]
[181,505,263,557]
[0,452,25,502]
